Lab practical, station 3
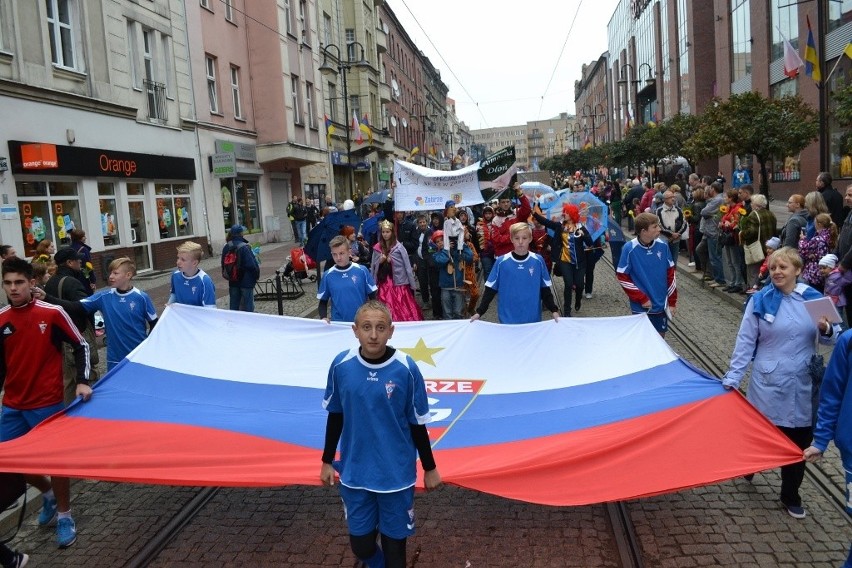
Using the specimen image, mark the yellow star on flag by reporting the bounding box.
[398,338,444,367]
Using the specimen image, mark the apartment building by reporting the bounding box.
[0,0,208,273]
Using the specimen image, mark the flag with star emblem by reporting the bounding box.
[0,304,801,505]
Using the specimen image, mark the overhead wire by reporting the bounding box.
[537,0,585,119]
[396,0,491,128]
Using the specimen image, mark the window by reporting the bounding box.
[200,0,211,9]
[284,0,293,35]
[155,184,192,239]
[224,0,233,21]
[45,0,77,69]
[230,66,242,118]
[233,179,260,232]
[323,13,332,47]
[828,0,852,33]
[161,35,173,97]
[291,76,302,124]
[345,28,356,61]
[15,181,81,256]
[328,82,337,121]
[98,183,121,246]
[126,21,139,88]
[142,29,154,82]
[730,0,752,82]
[206,55,219,113]
[770,0,797,61]
[305,81,315,128]
[299,0,309,43]
[349,94,360,122]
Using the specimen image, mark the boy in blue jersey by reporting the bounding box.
[616,212,678,336]
[321,300,441,568]
[471,222,560,324]
[167,241,216,308]
[81,258,157,370]
[804,329,852,567]
[318,236,378,323]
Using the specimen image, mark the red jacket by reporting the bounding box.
[491,195,532,257]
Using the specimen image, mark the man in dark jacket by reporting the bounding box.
[817,172,845,228]
[44,247,100,403]
[221,225,260,312]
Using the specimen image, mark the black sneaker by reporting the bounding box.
[5,552,28,568]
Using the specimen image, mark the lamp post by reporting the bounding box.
[565,123,582,150]
[319,42,370,199]
[411,101,439,167]
[619,63,655,125]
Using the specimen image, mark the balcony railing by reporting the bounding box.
[144,79,168,122]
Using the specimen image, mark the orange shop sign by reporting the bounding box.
[20,144,58,170]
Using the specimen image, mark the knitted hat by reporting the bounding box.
[431,230,444,243]
[819,253,838,268]
[764,236,781,250]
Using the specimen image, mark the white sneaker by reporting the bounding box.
[688,262,695,267]
[584,293,592,299]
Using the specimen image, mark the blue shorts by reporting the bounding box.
[1,403,65,442]
[339,485,415,540]
[644,311,669,334]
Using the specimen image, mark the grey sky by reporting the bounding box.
[389,0,621,129]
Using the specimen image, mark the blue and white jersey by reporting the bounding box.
[169,269,217,308]
[81,287,157,370]
[485,252,553,324]
[323,348,431,492]
[617,238,674,313]
[317,264,377,322]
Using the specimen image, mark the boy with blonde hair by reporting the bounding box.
[81,258,157,371]
[472,222,559,324]
[317,235,377,322]
[168,241,216,308]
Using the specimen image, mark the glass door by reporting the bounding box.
[127,199,152,271]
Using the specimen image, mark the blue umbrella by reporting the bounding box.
[304,209,361,263]
[362,189,390,204]
[360,212,385,246]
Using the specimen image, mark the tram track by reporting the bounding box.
[123,486,219,568]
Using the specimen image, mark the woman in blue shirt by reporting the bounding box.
[723,247,840,519]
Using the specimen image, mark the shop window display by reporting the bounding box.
[155,183,192,239]
[16,181,81,257]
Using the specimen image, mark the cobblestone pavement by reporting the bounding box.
[5,217,852,566]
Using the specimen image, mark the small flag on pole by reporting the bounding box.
[352,112,364,144]
[360,114,373,144]
[844,42,852,60]
[780,27,803,78]
[324,115,335,144]
[803,15,821,83]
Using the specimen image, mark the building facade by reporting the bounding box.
[575,56,612,147]
[712,0,851,191]
[0,0,206,273]
[471,124,529,169]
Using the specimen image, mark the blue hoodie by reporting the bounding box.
[813,329,852,471]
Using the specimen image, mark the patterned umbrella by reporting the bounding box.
[540,190,608,241]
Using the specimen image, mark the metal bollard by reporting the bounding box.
[275,270,284,315]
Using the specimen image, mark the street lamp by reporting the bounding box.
[319,42,370,199]
[619,62,655,126]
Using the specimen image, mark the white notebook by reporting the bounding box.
[803,296,843,325]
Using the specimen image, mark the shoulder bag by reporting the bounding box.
[743,213,765,265]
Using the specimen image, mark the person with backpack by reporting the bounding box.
[221,225,260,312]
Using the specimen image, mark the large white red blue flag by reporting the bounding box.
[0,305,800,506]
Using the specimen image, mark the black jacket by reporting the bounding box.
[44,265,90,331]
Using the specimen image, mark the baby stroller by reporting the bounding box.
[283,247,317,282]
